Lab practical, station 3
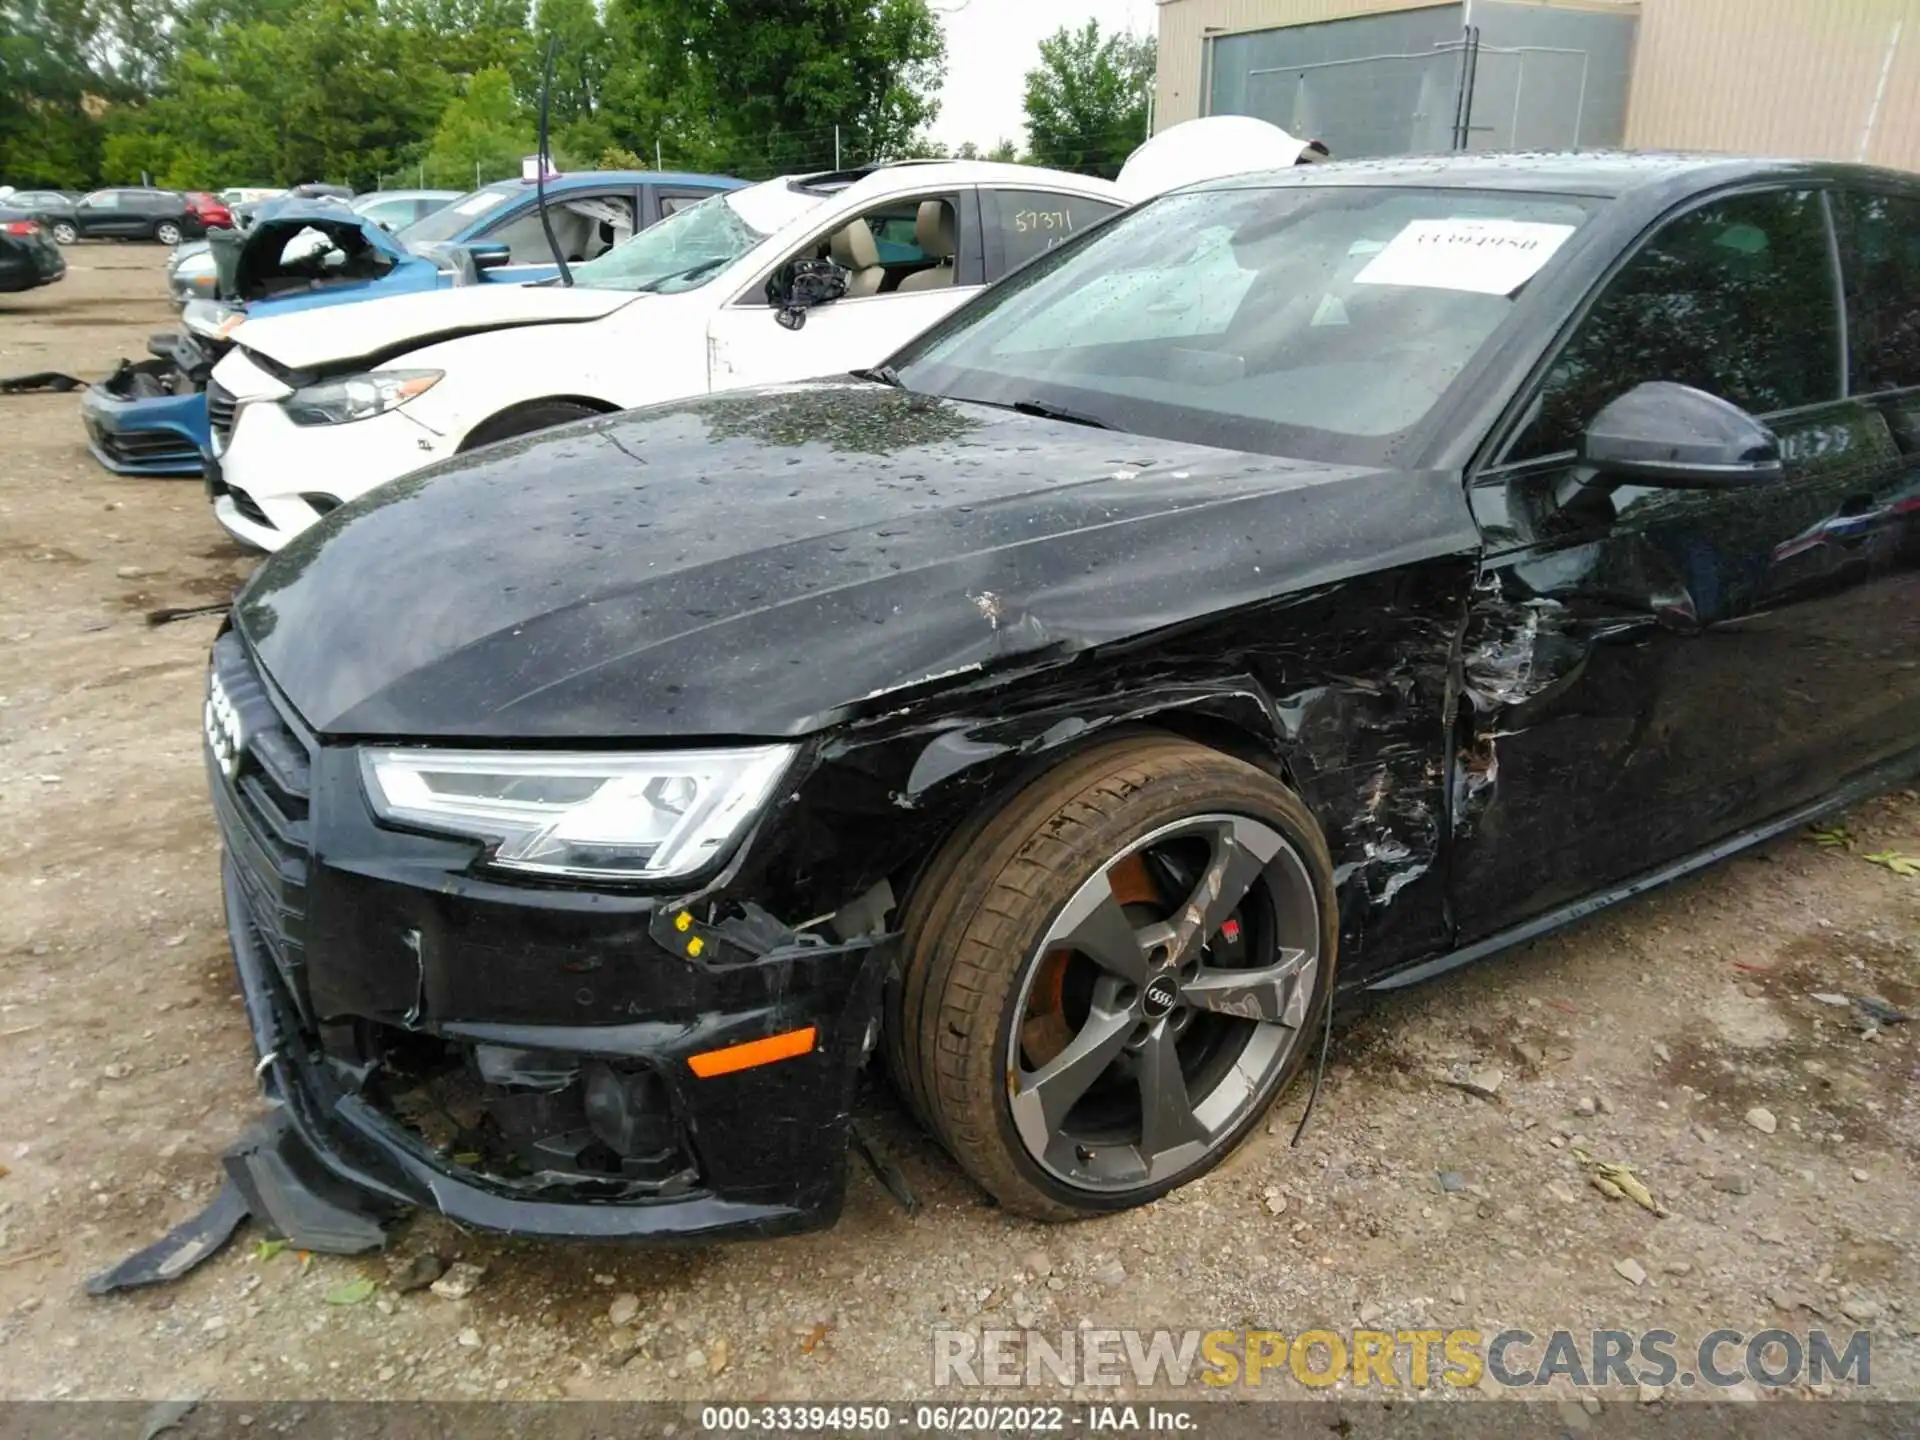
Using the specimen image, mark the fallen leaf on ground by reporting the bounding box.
[1807,825,1852,849]
[1863,851,1919,878]
[324,1276,377,1306]
[802,1322,832,1355]
[1571,1146,1668,1217]
[254,1239,287,1262]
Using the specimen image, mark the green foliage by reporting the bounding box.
[611,0,946,175]
[1022,20,1154,179]
[0,0,958,190]
[985,137,1020,163]
[423,66,531,188]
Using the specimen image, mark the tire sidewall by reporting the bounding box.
[984,756,1339,1214]
[155,221,182,245]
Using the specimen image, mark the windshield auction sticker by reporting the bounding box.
[1354,218,1577,294]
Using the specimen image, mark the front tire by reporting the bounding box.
[50,221,77,245]
[154,220,183,245]
[890,736,1337,1220]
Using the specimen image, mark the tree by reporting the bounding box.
[422,65,531,188]
[609,0,946,175]
[1021,20,1153,179]
[985,137,1019,163]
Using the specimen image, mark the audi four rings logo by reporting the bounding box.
[1143,973,1181,1019]
[204,672,242,781]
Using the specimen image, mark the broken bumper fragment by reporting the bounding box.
[209,634,893,1243]
[80,336,214,477]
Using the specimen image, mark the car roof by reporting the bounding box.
[526,170,745,192]
[1201,150,1920,199]
[796,159,1122,204]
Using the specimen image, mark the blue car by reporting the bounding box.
[81,170,744,476]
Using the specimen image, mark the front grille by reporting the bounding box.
[227,485,275,530]
[93,428,198,465]
[208,631,313,1017]
[206,380,236,442]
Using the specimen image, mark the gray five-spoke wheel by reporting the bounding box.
[1005,813,1320,1193]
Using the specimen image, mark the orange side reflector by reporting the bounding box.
[687,1025,817,1078]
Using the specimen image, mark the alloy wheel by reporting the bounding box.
[156,222,182,245]
[51,222,77,245]
[1004,812,1320,1192]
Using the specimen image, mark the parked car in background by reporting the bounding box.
[6,190,80,244]
[70,188,206,244]
[219,187,287,208]
[350,189,460,232]
[198,153,1920,1245]
[207,160,1127,549]
[0,206,66,291]
[185,191,235,231]
[89,174,742,476]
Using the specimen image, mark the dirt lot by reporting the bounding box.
[1,252,1917,1409]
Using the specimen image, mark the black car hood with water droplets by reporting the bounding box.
[237,380,1482,740]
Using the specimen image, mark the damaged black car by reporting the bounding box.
[201,154,1920,1247]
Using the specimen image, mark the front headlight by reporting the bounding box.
[283,369,442,427]
[360,745,795,881]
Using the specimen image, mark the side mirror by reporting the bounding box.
[1579,381,1785,489]
[463,242,512,273]
[775,257,850,331]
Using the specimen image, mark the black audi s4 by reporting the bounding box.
[202,153,1920,1245]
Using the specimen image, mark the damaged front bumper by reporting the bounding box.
[81,333,216,477]
[208,633,894,1244]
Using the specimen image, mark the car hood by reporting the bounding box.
[230,282,637,370]
[237,381,1480,740]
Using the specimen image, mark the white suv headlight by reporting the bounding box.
[283,369,442,427]
[361,745,795,881]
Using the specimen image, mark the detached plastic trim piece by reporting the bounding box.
[84,1179,250,1296]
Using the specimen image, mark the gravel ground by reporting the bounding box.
[1,252,1917,1409]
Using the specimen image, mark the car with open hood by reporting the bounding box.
[197,153,1920,1248]
[202,159,1134,550]
[84,173,739,476]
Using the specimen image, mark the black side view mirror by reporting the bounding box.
[1579,381,1785,489]
[776,257,850,331]
[461,242,513,272]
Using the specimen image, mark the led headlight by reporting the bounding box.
[282,369,442,427]
[360,745,794,880]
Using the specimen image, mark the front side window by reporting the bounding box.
[893,185,1596,465]
[482,193,634,264]
[986,189,1121,274]
[1835,189,1920,395]
[84,191,119,209]
[1512,188,1842,461]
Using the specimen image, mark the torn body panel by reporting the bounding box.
[1452,396,1920,947]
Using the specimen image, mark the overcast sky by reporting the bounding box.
[927,0,1158,152]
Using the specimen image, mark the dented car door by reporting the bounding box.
[1451,185,1916,943]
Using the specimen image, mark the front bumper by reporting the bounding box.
[210,387,435,551]
[207,632,892,1241]
[82,376,208,476]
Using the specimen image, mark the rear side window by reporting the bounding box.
[986,189,1121,275]
[1836,189,1920,395]
[1513,189,1841,460]
[658,190,713,216]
